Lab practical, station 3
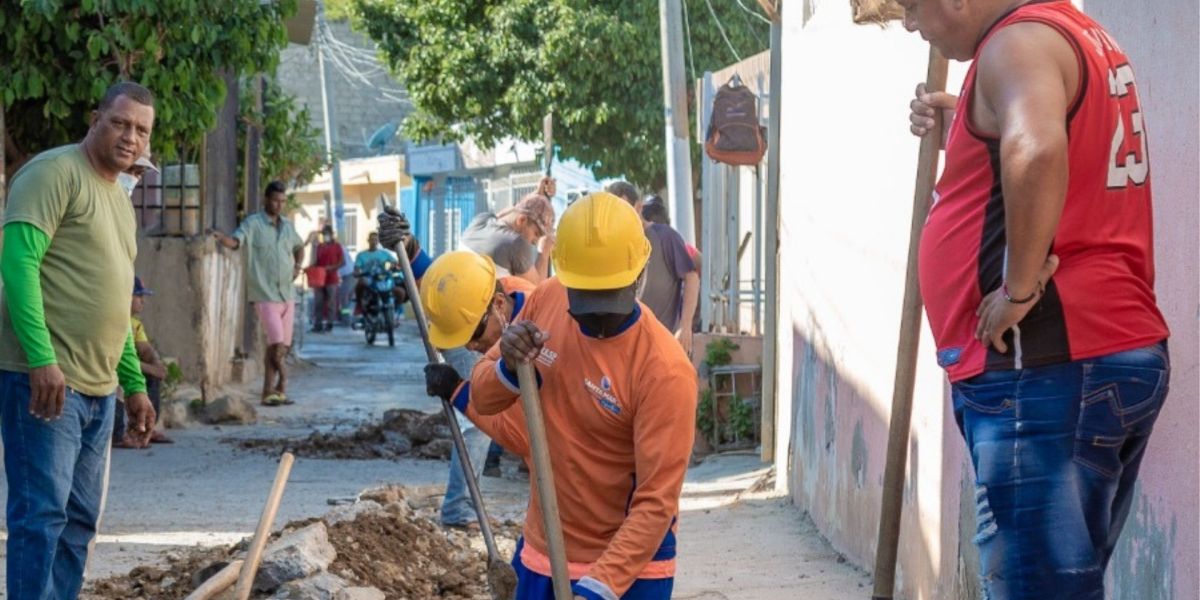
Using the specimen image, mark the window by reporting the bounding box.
[344,206,360,252]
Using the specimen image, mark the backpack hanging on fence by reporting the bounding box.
[705,74,768,166]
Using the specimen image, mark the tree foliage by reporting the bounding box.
[0,0,298,166]
[239,79,328,191]
[352,0,769,188]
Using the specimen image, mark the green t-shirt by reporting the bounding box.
[233,212,304,303]
[0,145,138,396]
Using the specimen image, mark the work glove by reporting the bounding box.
[377,206,421,260]
[424,363,463,402]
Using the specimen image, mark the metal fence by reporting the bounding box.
[131,162,202,237]
[413,176,484,256]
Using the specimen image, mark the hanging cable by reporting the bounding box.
[703,0,742,62]
[682,0,698,86]
[734,0,773,26]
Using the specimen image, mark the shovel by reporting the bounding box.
[515,362,573,600]
[384,197,518,600]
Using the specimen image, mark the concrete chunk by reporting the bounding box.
[254,522,337,592]
[335,587,386,600]
[270,572,350,599]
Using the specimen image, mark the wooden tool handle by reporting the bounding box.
[516,362,573,600]
[870,45,950,600]
[185,559,244,600]
[394,232,505,562]
[235,452,295,600]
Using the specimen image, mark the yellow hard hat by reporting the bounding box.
[552,192,651,290]
[420,251,498,349]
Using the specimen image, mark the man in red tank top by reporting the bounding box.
[902,1,1170,597]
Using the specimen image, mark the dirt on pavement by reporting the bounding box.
[230,408,455,461]
[83,485,521,600]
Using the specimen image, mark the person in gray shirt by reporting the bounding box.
[605,182,700,356]
[459,184,556,284]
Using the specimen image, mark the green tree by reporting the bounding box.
[239,79,328,191]
[0,0,298,167]
[352,0,769,188]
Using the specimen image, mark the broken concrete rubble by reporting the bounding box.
[334,587,386,600]
[202,394,259,425]
[254,522,338,592]
[231,409,452,460]
[83,483,520,600]
[269,572,349,600]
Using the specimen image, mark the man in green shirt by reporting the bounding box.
[212,181,304,405]
[0,81,157,600]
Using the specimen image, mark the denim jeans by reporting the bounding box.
[1,370,115,600]
[440,346,495,526]
[441,424,494,525]
[952,342,1169,600]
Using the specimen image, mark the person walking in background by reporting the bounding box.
[0,81,157,600]
[212,181,305,407]
[606,182,700,356]
[905,0,1170,596]
[309,224,345,333]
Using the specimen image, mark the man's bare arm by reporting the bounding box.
[976,23,1078,298]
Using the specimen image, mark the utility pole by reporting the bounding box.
[659,0,696,245]
[763,14,783,468]
[316,1,346,241]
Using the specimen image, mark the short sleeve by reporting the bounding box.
[664,228,695,279]
[4,159,74,237]
[233,218,250,244]
[133,319,150,343]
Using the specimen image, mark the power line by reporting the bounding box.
[703,0,742,62]
[681,0,698,85]
[734,0,773,25]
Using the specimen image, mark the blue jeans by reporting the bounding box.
[1,370,115,600]
[440,346,493,526]
[952,342,1169,600]
[441,425,493,525]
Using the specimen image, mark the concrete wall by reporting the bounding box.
[135,236,246,398]
[772,1,1198,598]
[772,6,969,595]
[1084,2,1200,597]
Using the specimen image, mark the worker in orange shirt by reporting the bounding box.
[420,251,535,529]
[425,192,697,600]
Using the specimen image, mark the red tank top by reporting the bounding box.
[918,0,1168,382]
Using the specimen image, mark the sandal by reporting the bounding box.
[261,393,284,406]
[278,394,295,405]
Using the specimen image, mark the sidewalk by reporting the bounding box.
[676,455,870,600]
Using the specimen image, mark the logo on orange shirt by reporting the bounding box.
[536,347,558,368]
[584,376,622,415]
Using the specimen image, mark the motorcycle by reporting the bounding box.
[361,261,403,347]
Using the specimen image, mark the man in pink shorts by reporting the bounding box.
[212,181,305,405]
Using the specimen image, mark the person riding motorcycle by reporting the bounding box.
[353,231,407,313]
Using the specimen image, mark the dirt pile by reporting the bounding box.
[83,485,523,600]
[232,409,454,461]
